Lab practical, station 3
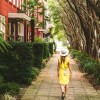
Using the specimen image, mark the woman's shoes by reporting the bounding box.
[61,92,68,99]
[61,92,65,99]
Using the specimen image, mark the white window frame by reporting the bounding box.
[21,0,24,11]
[20,0,22,9]
[17,0,19,7]
[8,23,11,35]
[13,0,16,5]
[9,0,12,2]
[18,22,24,42]
[0,15,6,39]
[13,23,16,41]
[18,22,24,36]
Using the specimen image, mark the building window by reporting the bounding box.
[17,0,19,7]
[18,23,24,36]
[20,0,22,9]
[18,23,24,41]
[22,0,24,5]
[13,0,16,5]
[0,15,5,39]
[21,1,24,11]
[8,23,11,35]
[9,0,12,2]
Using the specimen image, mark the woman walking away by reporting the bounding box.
[57,49,72,99]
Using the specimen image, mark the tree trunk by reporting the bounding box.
[31,19,35,42]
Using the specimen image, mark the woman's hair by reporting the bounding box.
[60,56,66,64]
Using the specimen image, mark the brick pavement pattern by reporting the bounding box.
[22,54,100,100]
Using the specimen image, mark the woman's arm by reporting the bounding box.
[57,60,60,77]
[68,60,72,75]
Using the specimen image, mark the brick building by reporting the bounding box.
[0,0,45,42]
[34,0,45,39]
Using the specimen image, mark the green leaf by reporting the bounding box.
[39,12,44,15]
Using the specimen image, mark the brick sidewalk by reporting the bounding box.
[22,54,100,100]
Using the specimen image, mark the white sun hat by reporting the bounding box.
[60,48,69,56]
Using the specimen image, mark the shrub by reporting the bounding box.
[53,42,56,52]
[83,61,95,75]
[49,42,53,56]
[0,41,53,85]
[70,49,100,85]
[35,37,43,42]
[43,43,50,59]
[31,67,40,79]
[94,63,100,85]
[43,43,47,59]
[0,83,20,95]
[0,75,4,84]
[0,42,33,84]
[32,42,44,69]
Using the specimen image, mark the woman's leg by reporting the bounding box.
[65,84,68,97]
[60,84,65,93]
[60,84,65,99]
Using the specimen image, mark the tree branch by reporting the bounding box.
[87,0,100,19]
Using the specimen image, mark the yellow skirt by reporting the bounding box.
[59,68,70,85]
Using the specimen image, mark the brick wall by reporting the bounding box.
[0,0,19,17]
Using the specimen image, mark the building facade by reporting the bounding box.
[0,0,45,42]
[34,0,45,39]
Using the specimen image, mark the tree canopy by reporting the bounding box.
[47,0,100,61]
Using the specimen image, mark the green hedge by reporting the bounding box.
[0,83,20,95]
[94,63,100,85]
[32,42,44,69]
[53,42,56,52]
[49,42,53,56]
[70,49,100,85]
[32,42,54,68]
[43,43,50,59]
[0,42,33,84]
[0,75,4,84]
[0,41,54,85]
[0,41,54,96]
